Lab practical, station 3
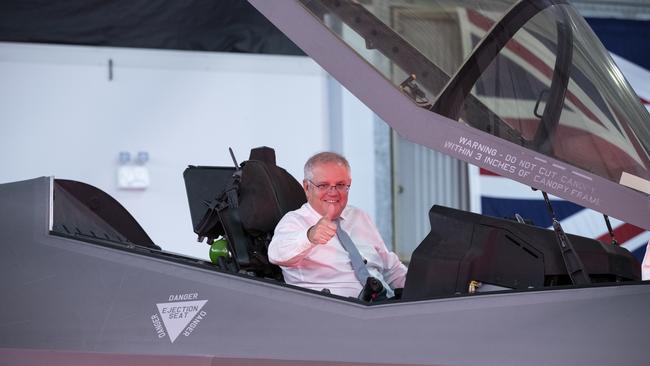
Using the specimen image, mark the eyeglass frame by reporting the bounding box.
[307,179,351,193]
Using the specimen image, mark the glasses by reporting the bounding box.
[308,180,350,193]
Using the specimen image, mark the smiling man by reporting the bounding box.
[268,152,407,299]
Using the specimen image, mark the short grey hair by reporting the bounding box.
[304,152,351,180]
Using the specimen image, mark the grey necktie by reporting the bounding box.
[335,219,371,284]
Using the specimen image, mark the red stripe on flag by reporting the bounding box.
[479,168,500,176]
[466,8,493,30]
[466,10,604,127]
[612,108,650,170]
[640,96,650,105]
[596,223,644,244]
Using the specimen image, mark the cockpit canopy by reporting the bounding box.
[248,0,650,229]
[299,0,650,187]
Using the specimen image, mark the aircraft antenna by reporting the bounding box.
[539,190,591,285]
[228,147,240,168]
[603,214,618,246]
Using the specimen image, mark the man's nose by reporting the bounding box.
[326,186,339,194]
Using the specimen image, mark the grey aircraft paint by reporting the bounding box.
[2,0,650,365]
[1,177,649,365]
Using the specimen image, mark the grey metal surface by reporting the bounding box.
[0,348,419,366]
[246,0,650,230]
[1,177,649,366]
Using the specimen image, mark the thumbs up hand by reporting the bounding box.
[307,204,338,245]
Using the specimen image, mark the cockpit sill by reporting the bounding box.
[48,150,642,306]
[47,222,649,308]
[0,175,644,366]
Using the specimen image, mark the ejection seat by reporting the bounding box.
[184,146,307,280]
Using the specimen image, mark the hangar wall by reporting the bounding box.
[0,42,378,260]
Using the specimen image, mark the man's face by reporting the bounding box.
[303,161,351,219]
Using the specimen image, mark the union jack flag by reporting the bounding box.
[462,9,650,262]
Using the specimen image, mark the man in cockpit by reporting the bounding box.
[268,152,407,299]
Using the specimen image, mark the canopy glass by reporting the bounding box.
[299,0,650,188]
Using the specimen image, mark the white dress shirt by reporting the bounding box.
[268,203,407,298]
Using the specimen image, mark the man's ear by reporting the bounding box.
[302,179,309,194]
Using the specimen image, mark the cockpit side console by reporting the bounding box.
[402,205,641,301]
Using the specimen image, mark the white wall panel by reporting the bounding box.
[0,43,339,260]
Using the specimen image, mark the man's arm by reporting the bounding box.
[268,214,317,267]
[269,207,337,267]
[380,250,408,289]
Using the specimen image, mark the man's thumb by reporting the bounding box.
[325,204,337,220]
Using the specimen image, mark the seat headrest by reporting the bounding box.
[249,146,276,166]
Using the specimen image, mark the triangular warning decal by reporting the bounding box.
[156,299,207,343]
